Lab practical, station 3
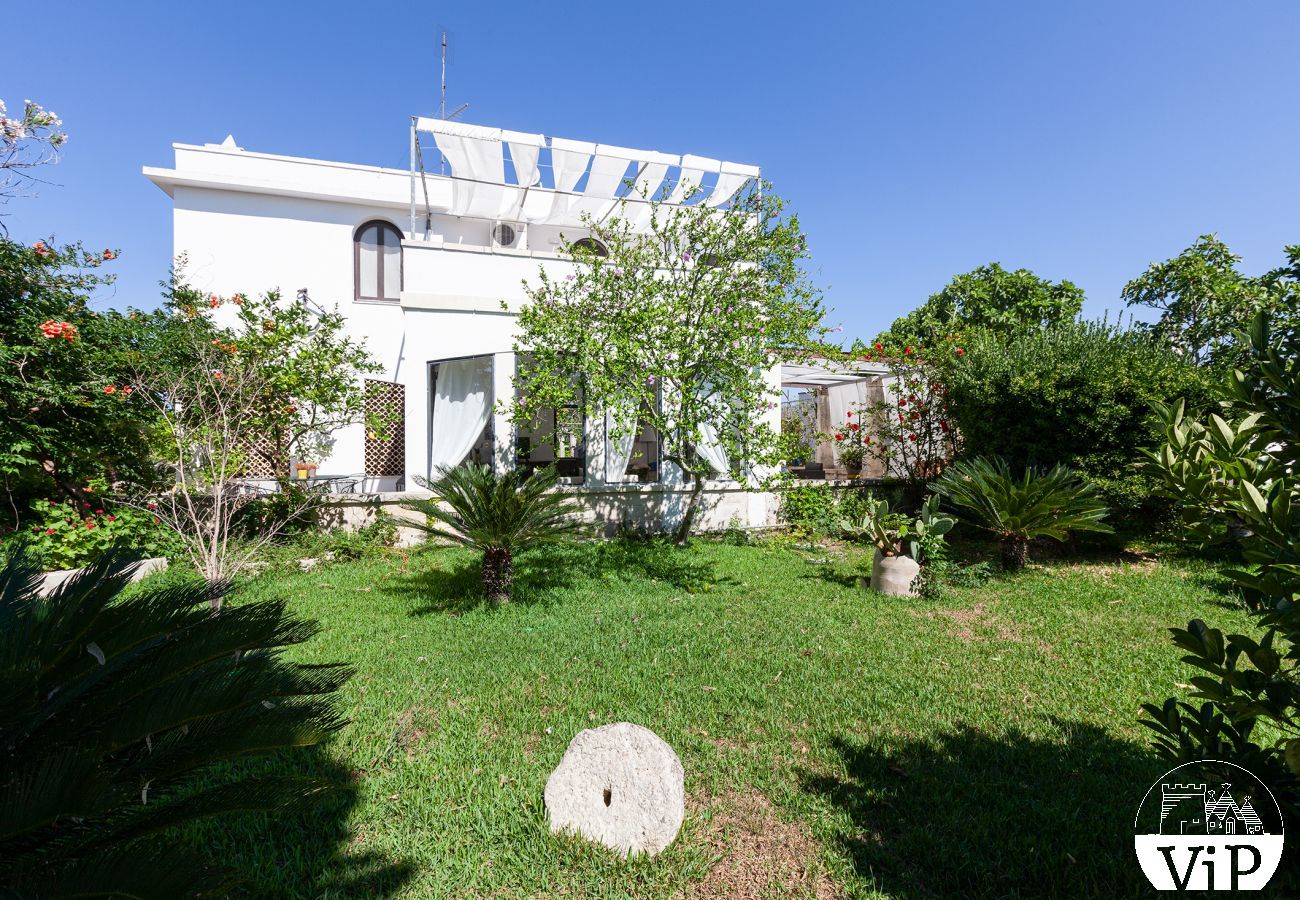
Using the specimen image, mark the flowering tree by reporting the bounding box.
[822,407,869,472]
[0,237,172,520]
[851,339,962,495]
[513,182,826,544]
[169,282,382,478]
[1,98,66,218]
[123,280,380,603]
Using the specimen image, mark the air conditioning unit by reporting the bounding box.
[491,221,526,251]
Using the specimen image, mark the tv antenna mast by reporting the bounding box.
[437,28,470,174]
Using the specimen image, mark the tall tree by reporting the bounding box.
[0,238,174,518]
[1121,234,1298,367]
[876,262,1084,347]
[513,182,826,544]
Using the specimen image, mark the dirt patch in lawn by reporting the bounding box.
[684,790,843,899]
[914,603,1054,655]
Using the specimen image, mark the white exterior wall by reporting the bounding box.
[146,141,782,532]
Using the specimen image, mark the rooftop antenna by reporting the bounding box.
[437,28,470,175]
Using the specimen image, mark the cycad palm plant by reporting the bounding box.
[0,547,352,896]
[406,463,585,604]
[931,455,1113,570]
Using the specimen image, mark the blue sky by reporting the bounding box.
[7,1,1298,340]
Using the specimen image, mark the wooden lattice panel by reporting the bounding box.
[236,434,279,478]
[365,380,406,476]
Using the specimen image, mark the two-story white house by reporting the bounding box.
[144,118,880,534]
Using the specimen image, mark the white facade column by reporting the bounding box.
[586,409,610,487]
[492,352,517,475]
[748,363,784,527]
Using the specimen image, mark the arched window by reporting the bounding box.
[355,220,402,301]
[571,237,608,258]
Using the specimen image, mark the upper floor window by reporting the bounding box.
[571,237,608,258]
[355,220,402,301]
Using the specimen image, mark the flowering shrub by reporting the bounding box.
[3,498,183,570]
[825,408,870,469]
[850,339,962,492]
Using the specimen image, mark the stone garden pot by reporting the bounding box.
[870,550,920,597]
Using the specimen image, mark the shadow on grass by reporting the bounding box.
[801,721,1163,898]
[189,746,414,897]
[394,537,723,615]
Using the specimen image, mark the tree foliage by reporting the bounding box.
[935,319,1214,523]
[1122,235,1300,368]
[512,182,826,543]
[1139,303,1300,842]
[876,262,1084,348]
[0,547,352,896]
[0,237,177,518]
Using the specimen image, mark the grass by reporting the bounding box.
[182,535,1256,898]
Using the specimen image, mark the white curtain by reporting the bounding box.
[429,357,493,475]
[604,407,638,482]
[697,421,729,475]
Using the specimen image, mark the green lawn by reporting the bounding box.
[189,536,1254,898]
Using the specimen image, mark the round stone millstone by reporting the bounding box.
[543,722,684,857]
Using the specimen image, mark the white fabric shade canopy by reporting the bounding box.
[415,118,760,229]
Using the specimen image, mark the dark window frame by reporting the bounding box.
[354,220,404,302]
[571,237,608,258]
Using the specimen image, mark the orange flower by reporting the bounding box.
[103,385,117,394]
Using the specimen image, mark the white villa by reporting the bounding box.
[144,118,885,534]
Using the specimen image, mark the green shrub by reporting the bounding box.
[280,511,400,562]
[2,496,182,569]
[0,547,352,895]
[931,455,1114,570]
[937,320,1215,525]
[778,483,879,536]
[1139,307,1300,842]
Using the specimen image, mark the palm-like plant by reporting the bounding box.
[0,547,352,896]
[930,455,1113,570]
[406,463,586,604]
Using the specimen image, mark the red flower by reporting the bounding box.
[850,423,860,431]
[83,502,91,508]
[95,509,104,515]
[33,241,50,257]
[874,342,883,351]
[147,502,157,510]
[904,347,913,355]
[44,528,54,534]
[834,432,844,441]
[106,515,116,521]
[908,433,918,442]
[845,410,853,418]
[940,420,950,432]
[955,347,965,357]
[103,385,117,395]
[152,517,161,523]
[103,249,115,259]
[86,523,95,530]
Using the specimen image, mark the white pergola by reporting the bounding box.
[410,118,761,231]
[781,360,887,388]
